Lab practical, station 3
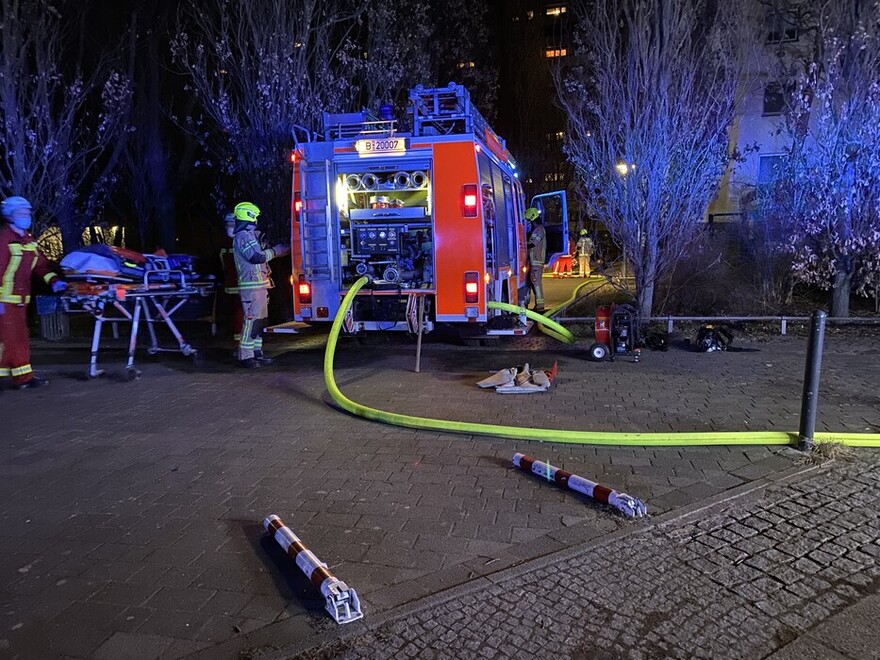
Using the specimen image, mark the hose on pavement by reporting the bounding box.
[323,277,880,447]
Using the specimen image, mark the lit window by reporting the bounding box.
[545,48,567,58]
[545,131,565,142]
[543,172,566,183]
[457,61,476,69]
[526,10,534,20]
[546,6,567,16]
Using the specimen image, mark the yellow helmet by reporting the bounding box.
[234,201,260,223]
[524,207,540,221]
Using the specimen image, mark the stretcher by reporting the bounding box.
[62,270,215,380]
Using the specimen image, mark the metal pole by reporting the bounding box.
[414,294,426,373]
[798,310,827,452]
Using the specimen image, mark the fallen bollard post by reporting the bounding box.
[263,514,363,624]
[512,453,647,518]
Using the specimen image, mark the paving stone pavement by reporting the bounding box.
[0,327,877,658]
[278,457,880,660]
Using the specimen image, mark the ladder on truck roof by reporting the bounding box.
[408,82,504,149]
[299,158,335,281]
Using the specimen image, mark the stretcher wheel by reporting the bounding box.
[589,342,609,362]
[181,345,196,357]
[124,368,142,382]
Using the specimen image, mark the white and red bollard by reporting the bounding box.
[512,453,647,518]
[263,514,363,624]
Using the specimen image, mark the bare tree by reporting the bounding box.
[772,0,880,318]
[122,0,183,251]
[0,0,132,253]
[557,0,753,319]
[337,0,432,114]
[171,0,363,238]
[428,0,499,121]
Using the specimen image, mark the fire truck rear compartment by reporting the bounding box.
[338,167,433,293]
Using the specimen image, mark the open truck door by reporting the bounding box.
[530,190,569,270]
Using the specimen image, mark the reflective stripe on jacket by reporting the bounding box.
[0,225,59,304]
[528,224,546,264]
[232,228,275,290]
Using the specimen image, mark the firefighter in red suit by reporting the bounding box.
[218,212,244,352]
[0,196,65,389]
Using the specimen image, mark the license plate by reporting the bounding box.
[355,138,406,156]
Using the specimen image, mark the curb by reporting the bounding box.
[189,456,826,659]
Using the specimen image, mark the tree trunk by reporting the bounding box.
[831,266,853,318]
[145,23,175,253]
[638,279,655,322]
[636,241,658,322]
[57,201,81,254]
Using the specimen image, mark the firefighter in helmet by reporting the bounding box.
[525,207,546,313]
[231,202,289,368]
[0,196,65,389]
[576,228,594,278]
[219,212,244,353]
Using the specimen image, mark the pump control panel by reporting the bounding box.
[352,225,399,256]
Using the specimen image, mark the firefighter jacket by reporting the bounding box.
[528,223,546,264]
[576,235,594,257]
[232,227,276,291]
[0,224,60,305]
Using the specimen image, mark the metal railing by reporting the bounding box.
[554,315,880,335]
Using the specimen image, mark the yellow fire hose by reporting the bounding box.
[323,277,880,447]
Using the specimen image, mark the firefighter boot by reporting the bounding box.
[238,358,261,369]
[254,350,274,365]
[15,376,50,390]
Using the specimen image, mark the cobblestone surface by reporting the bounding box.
[0,328,877,658]
[288,458,880,660]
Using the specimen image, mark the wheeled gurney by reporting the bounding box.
[62,270,214,379]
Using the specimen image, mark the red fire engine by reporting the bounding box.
[288,82,567,335]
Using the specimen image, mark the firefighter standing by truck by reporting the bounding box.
[0,196,65,389]
[525,207,546,313]
[231,201,289,368]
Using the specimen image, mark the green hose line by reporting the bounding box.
[508,282,589,344]
[324,277,880,448]
[487,301,575,343]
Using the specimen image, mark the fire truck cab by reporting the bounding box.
[290,82,541,335]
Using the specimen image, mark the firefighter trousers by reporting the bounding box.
[237,288,268,361]
[529,262,545,310]
[0,303,35,385]
[578,254,591,278]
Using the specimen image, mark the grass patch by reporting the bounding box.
[798,440,855,465]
